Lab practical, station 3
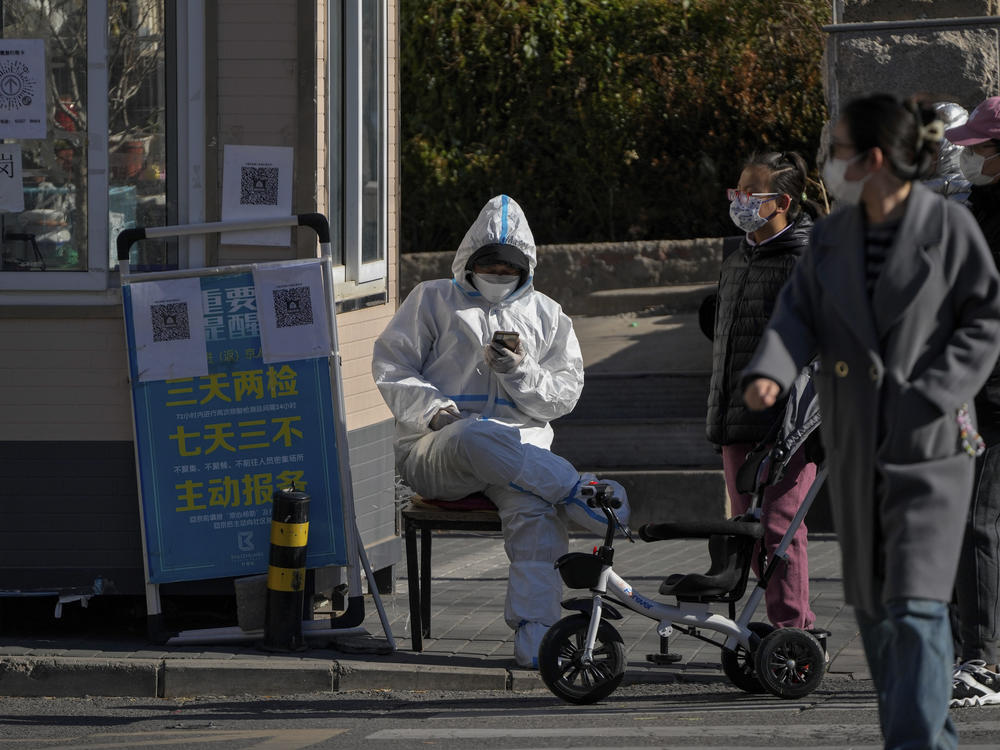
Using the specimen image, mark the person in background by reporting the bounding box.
[372,194,630,669]
[943,95,1000,707]
[924,101,972,202]
[706,151,824,631]
[742,94,1000,749]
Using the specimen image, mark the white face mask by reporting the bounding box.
[959,148,1000,186]
[822,152,870,205]
[473,273,520,303]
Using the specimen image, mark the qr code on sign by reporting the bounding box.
[240,166,279,206]
[273,286,313,328]
[151,302,191,342]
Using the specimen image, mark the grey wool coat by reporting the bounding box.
[743,182,1000,617]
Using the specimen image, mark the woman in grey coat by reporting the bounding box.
[743,94,1000,750]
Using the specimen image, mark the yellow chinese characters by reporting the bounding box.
[170,416,303,456]
[175,470,307,511]
[164,364,299,407]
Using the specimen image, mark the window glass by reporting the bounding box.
[108,0,171,271]
[361,0,382,265]
[1,1,88,271]
[0,0,170,274]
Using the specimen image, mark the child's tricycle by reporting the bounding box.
[539,363,829,704]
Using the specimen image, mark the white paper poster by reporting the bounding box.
[253,261,331,363]
[0,39,47,139]
[221,145,293,246]
[0,144,23,211]
[129,277,209,382]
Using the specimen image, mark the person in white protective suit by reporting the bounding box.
[372,194,630,668]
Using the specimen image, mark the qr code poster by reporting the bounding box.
[122,269,349,583]
[0,39,46,139]
[0,144,23,212]
[253,260,331,363]
[220,144,293,245]
[128,277,209,382]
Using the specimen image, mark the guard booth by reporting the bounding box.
[0,2,401,620]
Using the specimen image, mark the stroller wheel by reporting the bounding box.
[720,621,774,693]
[755,627,826,699]
[539,614,626,705]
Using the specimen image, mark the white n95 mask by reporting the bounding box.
[822,153,870,205]
[959,148,1000,186]
[473,273,520,303]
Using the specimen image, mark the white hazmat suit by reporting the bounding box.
[372,195,630,667]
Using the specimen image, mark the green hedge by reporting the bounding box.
[401,0,829,253]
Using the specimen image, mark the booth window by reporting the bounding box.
[0,0,171,287]
[331,0,387,291]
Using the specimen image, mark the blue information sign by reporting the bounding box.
[122,269,347,584]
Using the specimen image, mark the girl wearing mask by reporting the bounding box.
[743,94,1000,749]
[706,151,824,631]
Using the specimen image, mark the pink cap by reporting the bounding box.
[945,97,1000,145]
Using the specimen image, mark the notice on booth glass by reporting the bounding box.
[220,145,293,246]
[129,277,209,382]
[253,261,331,363]
[0,39,46,139]
[0,144,23,211]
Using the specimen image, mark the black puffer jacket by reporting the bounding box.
[968,183,1000,441]
[706,214,812,446]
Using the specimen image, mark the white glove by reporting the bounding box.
[484,341,525,373]
[429,407,462,431]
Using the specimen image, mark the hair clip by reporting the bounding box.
[919,120,945,144]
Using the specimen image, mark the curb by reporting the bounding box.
[0,653,870,698]
[0,655,535,698]
[0,656,161,698]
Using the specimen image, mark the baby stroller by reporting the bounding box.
[539,362,828,704]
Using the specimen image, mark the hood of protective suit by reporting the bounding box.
[451,195,538,292]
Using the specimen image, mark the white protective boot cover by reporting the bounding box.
[485,484,568,668]
[562,474,631,536]
[513,620,551,669]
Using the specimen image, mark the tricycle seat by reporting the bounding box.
[639,518,762,604]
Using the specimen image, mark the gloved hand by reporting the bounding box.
[484,340,525,373]
[429,407,462,431]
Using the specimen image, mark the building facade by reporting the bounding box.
[0,0,399,599]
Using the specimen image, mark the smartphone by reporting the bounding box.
[492,330,520,351]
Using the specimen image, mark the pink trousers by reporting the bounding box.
[722,443,817,629]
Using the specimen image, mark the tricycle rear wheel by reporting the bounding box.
[755,627,826,699]
[720,621,774,693]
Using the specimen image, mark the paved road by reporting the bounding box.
[2,679,999,749]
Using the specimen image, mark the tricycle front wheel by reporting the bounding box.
[539,614,626,704]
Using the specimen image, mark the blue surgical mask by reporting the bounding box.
[473,273,520,303]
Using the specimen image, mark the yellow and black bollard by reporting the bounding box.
[261,487,310,652]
